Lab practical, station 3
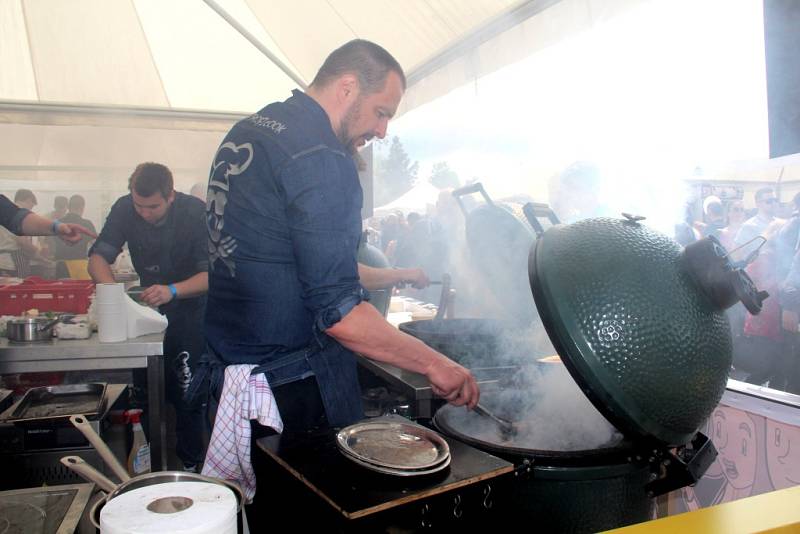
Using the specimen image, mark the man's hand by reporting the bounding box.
[140,285,174,307]
[398,268,430,289]
[57,223,97,244]
[425,356,480,409]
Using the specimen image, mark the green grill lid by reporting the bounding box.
[527,216,766,446]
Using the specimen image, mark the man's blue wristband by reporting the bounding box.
[168,284,177,298]
[51,220,61,235]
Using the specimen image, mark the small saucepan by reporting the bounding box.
[61,415,245,530]
[6,316,60,342]
[62,457,245,529]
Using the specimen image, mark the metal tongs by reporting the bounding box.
[473,403,517,440]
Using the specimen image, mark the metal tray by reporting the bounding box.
[336,420,450,470]
[341,446,451,477]
[0,383,107,423]
[0,483,93,534]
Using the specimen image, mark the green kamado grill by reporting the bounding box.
[432,187,767,532]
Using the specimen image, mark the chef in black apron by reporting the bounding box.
[89,162,209,471]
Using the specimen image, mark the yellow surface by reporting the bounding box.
[607,486,800,534]
[64,259,90,280]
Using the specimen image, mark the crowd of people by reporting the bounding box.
[675,187,800,394]
[363,189,492,314]
[0,190,97,278]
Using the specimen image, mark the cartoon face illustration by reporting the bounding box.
[765,418,800,490]
[711,407,758,491]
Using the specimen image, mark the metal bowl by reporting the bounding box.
[6,316,59,342]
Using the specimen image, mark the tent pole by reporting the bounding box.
[200,0,307,90]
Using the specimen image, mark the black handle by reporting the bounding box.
[435,273,451,320]
[452,182,493,217]
[522,202,561,237]
[645,431,717,497]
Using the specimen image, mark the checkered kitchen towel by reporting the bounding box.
[202,365,283,502]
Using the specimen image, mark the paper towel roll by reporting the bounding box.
[100,481,237,534]
[126,295,168,338]
[95,283,125,304]
[98,310,127,343]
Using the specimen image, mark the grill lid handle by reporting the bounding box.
[645,431,717,497]
[522,202,561,238]
[681,236,768,314]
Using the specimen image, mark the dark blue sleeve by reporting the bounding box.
[281,152,365,331]
[88,198,128,264]
[185,197,209,273]
[0,194,30,235]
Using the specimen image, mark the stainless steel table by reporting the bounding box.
[0,333,167,470]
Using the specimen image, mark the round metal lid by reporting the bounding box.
[528,217,732,446]
[336,420,450,470]
[462,201,537,326]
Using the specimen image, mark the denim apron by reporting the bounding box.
[187,325,363,429]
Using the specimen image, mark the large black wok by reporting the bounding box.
[398,318,551,369]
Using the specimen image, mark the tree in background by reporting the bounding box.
[429,161,460,189]
[374,136,418,206]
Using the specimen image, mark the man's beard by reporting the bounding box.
[338,98,370,155]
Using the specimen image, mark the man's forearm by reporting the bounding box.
[19,212,57,236]
[172,272,208,299]
[326,301,480,409]
[357,264,422,290]
[326,302,437,374]
[88,254,115,283]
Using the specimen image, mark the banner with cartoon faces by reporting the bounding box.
[668,392,800,515]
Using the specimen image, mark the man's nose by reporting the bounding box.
[375,118,389,139]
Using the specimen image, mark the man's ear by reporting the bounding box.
[337,74,360,103]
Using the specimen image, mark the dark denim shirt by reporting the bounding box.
[205,90,366,415]
[0,194,30,235]
[89,192,208,313]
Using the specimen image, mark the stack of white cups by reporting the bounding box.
[95,283,127,342]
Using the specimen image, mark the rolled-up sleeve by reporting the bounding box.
[281,151,365,331]
[0,194,30,235]
[88,199,126,264]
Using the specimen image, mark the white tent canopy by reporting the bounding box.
[1,0,535,113]
[374,181,444,216]
[0,0,654,224]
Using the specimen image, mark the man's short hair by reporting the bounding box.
[14,189,36,205]
[310,39,406,95]
[53,196,68,211]
[128,162,173,199]
[68,194,86,212]
[755,187,775,203]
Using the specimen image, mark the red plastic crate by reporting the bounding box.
[0,276,95,315]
